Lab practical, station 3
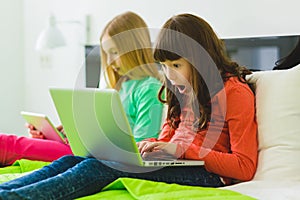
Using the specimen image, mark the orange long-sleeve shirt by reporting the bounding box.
[153,77,258,184]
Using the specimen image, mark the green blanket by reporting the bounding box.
[78,178,255,200]
[0,159,50,184]
[0,159,254,200]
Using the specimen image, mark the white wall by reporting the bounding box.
[1,0,300,135]
[0,0,25,134]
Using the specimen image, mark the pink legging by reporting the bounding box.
[0,133,73,166]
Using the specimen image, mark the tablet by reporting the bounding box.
[20,111,66,144]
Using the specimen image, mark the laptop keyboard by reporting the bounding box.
[142,151,177,161]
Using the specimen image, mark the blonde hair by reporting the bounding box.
[100,11,160,89]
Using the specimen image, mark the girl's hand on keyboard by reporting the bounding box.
[137,141,177,157]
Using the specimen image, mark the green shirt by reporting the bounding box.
[119,76,163,142]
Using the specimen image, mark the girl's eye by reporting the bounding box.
[173,64,180,68]
[109,49,118,55]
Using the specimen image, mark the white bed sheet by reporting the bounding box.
[223,180,300,200]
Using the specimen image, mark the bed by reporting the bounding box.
[1,66,300,199]
[0,159,254,200]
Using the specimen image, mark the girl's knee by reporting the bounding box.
[58,155,84,164]
[81,158,99,166]
[80,158,108,170]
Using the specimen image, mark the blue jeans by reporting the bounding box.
[0,155,223,200]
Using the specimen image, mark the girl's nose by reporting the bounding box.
[107,55,113,65]
[163,67,177,81]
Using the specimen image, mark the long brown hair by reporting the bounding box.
[100,11,160,89]
[154,13,252,130]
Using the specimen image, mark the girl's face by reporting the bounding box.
[101,33,126,76]
[161,58,192,94]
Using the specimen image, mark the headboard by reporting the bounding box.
[85,35,300,87]
[224,35,299,71]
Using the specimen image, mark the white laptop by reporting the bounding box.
[49,88,204,167]
[20,111,66,144]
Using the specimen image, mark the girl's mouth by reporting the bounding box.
[169,81,187,93]
[176,85,186,93]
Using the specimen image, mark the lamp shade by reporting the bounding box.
[35,15,66,51]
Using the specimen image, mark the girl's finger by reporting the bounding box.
[142,142,159,153]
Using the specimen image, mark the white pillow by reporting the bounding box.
[246,64,300,181]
